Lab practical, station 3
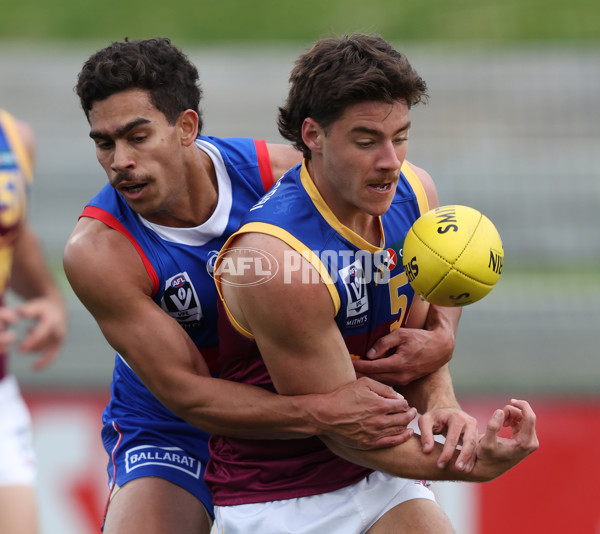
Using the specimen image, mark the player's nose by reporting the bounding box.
[111,142,136,172]
[376,140,402,172]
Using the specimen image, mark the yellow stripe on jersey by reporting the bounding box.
[213,236,251,338]
[219,292,253,339]
[215,222,341,339]
[400,161,429,215]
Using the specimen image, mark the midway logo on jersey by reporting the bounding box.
[125,445,201,478]
[339,260,369,329]
[160,271,202,324]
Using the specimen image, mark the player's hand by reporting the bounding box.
[352,325,454,386]
[418,407,479,472]
[319,377,417,450]
[472,399,539,481]
[0,306,19,353]
[16,297,67,370]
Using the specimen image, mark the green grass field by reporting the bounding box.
[1,0,598,44]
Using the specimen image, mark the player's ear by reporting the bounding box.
[301,118,323,154]
[178,109,199,146]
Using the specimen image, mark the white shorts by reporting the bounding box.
[213,470,436,534]
[0,375,36,486]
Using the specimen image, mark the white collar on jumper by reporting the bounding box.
[137,139,233,246]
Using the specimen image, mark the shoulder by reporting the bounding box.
[265,143,302,180]
[219,231,334,333]
[64,217,125,275]
[64,217,154,299]
[199,136,258,160]
[404,160,439,210]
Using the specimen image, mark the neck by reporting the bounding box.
[144,143,219,228]
[189,145,219,223]
[353,215,382,247]
[306,159,382,246]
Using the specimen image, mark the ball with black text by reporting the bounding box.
[402,205,504,306]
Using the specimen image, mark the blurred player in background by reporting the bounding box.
[211,34,539,533]
[63,38,460,534]
[0,109,67,534]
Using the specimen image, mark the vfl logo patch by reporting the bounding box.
[160,272,202,324]
[339,259,368,329]
[125,445,201,478]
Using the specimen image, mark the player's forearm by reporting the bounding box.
[324,403,538,483]
[11,226,64,303]
[117,343,320,439]
[426,304,461,336]
[424,304,461,362]
[322,433,487,482]
[399,364,460,414]
[165,376,324,439]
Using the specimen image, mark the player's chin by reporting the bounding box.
[364,191,395,215]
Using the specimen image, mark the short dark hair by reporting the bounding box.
[278,34,428,158]
[76,37,203,133]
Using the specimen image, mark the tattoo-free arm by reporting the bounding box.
[63,218,413,447]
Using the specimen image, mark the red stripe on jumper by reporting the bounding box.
[254,139,275,193]
[80,205,160,297]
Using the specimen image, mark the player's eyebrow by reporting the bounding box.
[351,121,411,137]
[396,121,411,134]
[89,118,152,141]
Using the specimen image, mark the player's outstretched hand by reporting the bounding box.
[418,407,479,472]
[320,377,417,450]
[16,296,67,371]
[472,399,539,481]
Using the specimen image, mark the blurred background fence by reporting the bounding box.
[1,1,599,532]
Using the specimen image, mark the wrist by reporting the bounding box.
[46,289,67,314]
[291,393,328,436]
[468,457,508,483]
[425,305,460,354]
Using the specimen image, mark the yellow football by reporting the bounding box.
[402,205,504,306]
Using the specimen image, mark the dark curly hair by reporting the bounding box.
[278,34,428,159]
[76,37,203,134]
